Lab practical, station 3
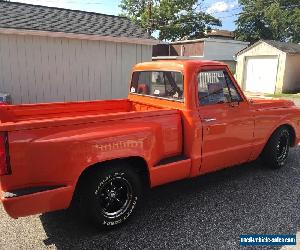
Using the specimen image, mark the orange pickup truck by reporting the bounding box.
[0,60,300,228]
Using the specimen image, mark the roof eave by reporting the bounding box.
[170,38,205,44]
[236,40,263,56]
[0,27,159,45]
[236,40,300,56]
[171,38,249,45]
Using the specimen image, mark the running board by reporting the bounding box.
[155,155,189,167]
[151,156,191,187]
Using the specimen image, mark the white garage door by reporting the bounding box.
[244,56,278,94]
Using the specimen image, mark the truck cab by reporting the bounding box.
[130,60,256,177]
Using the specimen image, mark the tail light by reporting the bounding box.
[0,132,11,176]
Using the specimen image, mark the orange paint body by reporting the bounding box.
[0,60,300,219]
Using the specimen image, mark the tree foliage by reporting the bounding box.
[235,0,300,43]
[119,0,221,41]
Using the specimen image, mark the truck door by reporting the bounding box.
[197,67,255,174]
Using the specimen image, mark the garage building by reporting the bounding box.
[235,40,300,94]
[0,1,157,104]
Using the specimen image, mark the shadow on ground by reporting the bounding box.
[39,149,300,250]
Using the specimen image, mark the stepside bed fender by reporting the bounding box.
[34,124,159,181]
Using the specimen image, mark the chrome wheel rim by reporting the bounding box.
[96,176,133,218]
[276,131,289,163]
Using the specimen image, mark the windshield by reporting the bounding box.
[130,71,184,101]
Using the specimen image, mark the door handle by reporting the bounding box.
[203,118,217,123]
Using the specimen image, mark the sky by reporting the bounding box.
[13,0,240,31]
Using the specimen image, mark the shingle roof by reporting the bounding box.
[237,40,300,55]
[264,40,300,54]
[0,1,151,40]
[206,29,234,39]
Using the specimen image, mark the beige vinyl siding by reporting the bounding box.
[0,33,152,104]
[282,54,300,93]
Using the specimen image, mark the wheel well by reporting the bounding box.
[74,157,150,197]
[272,124,296,147]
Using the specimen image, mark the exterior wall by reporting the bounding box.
[152,39,248,72]
[203,39,249,61]
[152,44,169,57]
[0,33,152,104]
[169,45,180,56]
[282,54,300,93]
[235,42,286,93]
[153,42,204,57]
[171,42,204,56]
[220,60,237,74]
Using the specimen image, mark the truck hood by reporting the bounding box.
[249,98,295,109]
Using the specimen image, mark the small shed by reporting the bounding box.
[235,40,300,94]
[0,2,157,104]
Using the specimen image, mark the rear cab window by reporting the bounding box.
[130,71,184,102]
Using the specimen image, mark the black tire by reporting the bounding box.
[262,127,290,169]
[80,163,142,229]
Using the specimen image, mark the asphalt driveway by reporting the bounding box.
[1,147,300,250]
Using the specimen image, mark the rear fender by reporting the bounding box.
[33,125,159,185]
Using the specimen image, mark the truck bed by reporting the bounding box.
[0,99,173,131]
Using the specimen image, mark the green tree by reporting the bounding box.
[235,0,300,43]
[119,0,221,41]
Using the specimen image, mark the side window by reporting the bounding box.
[198,70,242,105]
[224,73,243,102]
